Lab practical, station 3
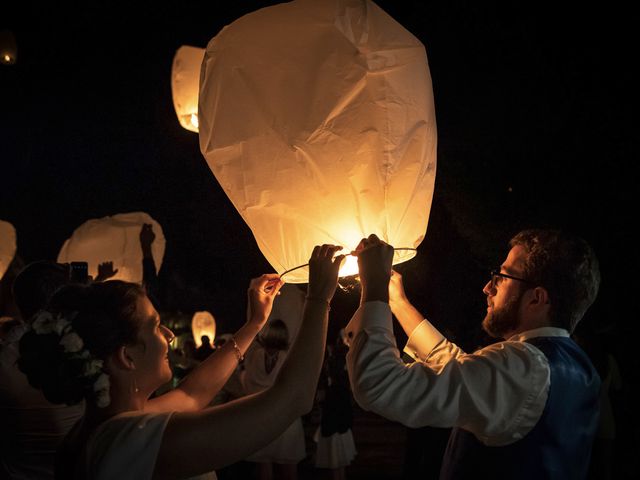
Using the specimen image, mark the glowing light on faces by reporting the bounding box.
[482,246,531,338]
[482,288,524,339]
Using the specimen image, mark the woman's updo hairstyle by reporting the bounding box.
[18,280,145,406]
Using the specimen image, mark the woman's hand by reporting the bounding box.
[307,245,345,303]
[95,261,118,282]
[246,274,285,329]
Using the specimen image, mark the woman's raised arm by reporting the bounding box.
[146,274,283,413]
[153,245,344,479]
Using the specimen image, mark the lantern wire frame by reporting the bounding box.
[278,247,418,282]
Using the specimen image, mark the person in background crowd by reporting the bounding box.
[242,319,305,480]
[1,261,85,479]
[314,329,357,480]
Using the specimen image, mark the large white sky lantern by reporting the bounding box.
[57,212,165,283]
[0,220,17,281]
[171,45,206,133]
[199,0,437,283]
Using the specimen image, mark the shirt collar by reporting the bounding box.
[508,326,570,342]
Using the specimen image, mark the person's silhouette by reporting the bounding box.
[195,335,215,361]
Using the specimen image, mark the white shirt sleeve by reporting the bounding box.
[345,302,550,446]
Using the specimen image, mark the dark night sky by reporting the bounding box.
[1,1,636,361]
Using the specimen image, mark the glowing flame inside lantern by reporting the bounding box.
[190,113,199,130]
[280,247,416,282]
[339,255,359,278]
[192,311,216,348]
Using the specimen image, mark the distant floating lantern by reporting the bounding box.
[0,30,17,66]
[199,0,437,283]
[191,311,216,348]
[57,212,165,283]
[0,220,17,280]
[171,45,205,133]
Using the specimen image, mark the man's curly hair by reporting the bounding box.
[510,230,600,332]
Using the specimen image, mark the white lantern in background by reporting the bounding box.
[199,0,437,283]
[171,45,205,133]
[0,220,17,280]
[0,30,18,65]
[191,311,216,348]
[57,212,165,283]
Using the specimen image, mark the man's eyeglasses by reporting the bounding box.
[489,269,533,290]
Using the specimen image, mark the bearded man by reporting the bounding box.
[345,230,601,480]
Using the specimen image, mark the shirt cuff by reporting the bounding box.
[403,319,445,362]
[344,301,392,346]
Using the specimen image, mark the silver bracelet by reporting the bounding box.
[305,295,331,311]
[229,337,244,362]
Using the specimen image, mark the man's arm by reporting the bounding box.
[347,235,550,446]
[388,270,423,336]
[346,301,465,428]
[388,269,456,362]
[345,301,549,445]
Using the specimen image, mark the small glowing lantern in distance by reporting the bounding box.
[199,0,437,283]
[192,311,216,348]
[171,45,205,133]
[0,30,17,65]
[0,220,17,280]
[57,212,165,283]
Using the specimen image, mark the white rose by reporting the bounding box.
[83,359,104,377]
[93,373,110,393]
[32,311,55,334]
[59,332,84,353]
[53,317,71,336]
[95,391,111,408]
[76,350,91,360]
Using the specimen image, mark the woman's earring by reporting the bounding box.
[130,361,139,393]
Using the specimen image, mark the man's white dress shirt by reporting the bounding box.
[345,302,571,446]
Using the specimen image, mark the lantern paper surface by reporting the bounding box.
[57,212,165,283]
[199,0,437,283]
[0,220,17,280]
[191,311,216,348]
[171,45,205,133]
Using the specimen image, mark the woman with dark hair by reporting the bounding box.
[242,319,305,480]
[314,330,357,480]
[18,245,344,479]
